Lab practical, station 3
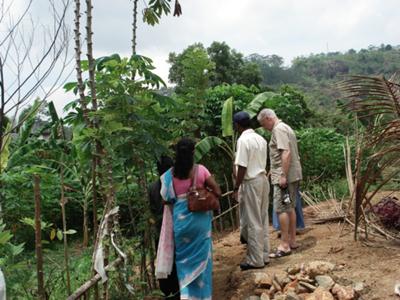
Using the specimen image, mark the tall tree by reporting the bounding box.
[0,0,70,155]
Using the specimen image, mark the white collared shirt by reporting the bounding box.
[235,129,267,180]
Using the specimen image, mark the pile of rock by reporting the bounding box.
[247,261,366,300]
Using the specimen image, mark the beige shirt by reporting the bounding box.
[235,129,267,180]
[269,120,302,184]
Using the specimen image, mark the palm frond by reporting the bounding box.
[339,75,400,241]
[339,75,400,119]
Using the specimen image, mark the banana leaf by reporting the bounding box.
[245,91,278,118]
[222,97,233,137]
[195,136,233,162]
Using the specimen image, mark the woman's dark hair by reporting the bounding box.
[174,138,195,179]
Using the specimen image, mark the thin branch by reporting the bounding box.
[0,0,33,47]
[5,0,70,106]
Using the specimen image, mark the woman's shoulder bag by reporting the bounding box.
[187,165,220,212]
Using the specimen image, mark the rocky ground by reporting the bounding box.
[212,191,400,300]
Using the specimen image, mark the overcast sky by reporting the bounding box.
[5,0,400,113]
[92,0,399,81]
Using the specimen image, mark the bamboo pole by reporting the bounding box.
[224,176,235,229]
[67,258,122,300]
[213,203,239,221]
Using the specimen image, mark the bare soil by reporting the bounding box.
[212,191,400,300]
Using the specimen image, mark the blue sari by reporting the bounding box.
[160,168,213,300]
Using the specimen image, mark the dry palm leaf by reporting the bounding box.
[339,75,400,240]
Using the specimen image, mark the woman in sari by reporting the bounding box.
[160,138,221,300]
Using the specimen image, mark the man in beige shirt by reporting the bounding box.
[233,111,270,270]
[258,108,302,257]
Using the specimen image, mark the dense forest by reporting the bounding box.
[0,1,399,299]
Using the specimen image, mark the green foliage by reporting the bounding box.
[203,84,260,136]
[304,178,350,201]
[247,53,297,86]
[245,85,313,129]
[143,0,172,25]
[0,123,12,172]
[297,128,346,180]
[207,41,262,87]
[169,41,262,92]
[0,219,24,270]
[221,97,233,137]
[249,44,400,116]
[195,136,233,162]
[168,43,215,95]
[5,41,396,298]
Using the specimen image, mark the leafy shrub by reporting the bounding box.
[297,128,346,180]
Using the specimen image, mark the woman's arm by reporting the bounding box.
[205,175,222,198]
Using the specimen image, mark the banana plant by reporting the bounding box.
[194,91,278,162]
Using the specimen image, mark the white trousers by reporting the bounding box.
[239,174,270,267]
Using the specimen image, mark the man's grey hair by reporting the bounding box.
[257,108,277,122]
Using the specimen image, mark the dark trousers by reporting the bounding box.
[159,262,180,300]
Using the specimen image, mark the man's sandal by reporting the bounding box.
[269,249,291,258]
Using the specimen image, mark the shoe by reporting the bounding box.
[239,263,265,271]
[269,249,291,258]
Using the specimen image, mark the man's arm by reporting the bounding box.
[280,149,291,187]
[233,165,247,201]
[235,165,247,190]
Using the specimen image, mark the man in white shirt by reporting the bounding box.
[233,111,270,270]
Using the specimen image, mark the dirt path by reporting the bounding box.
[212,196,400,299]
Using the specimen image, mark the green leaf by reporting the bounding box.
[143,8,159,26]
[48,101,59,122]
[21,218,52,231]
[9,243,24,256]
[64,229,77,235]
[63,82,77,92]
[245,91,278,119]
[20,217,35,228]
[50,229,56,240]
[56,229,63,241]
[0,230,12,245]
[17,99,42,146]
[195,136,233,162]
[222,97,233,137]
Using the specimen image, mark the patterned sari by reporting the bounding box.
[160,168,213,300]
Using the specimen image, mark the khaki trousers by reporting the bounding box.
[239,174,270,266]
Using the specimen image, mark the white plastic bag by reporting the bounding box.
[0,268,6,300]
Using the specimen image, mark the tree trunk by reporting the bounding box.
[85,0,101,241]
[34,175,46,300]
[123,165,135,231]
[84,2,101,298]
[131,0,138,56]
[73,0,89,123]
[60,168,72,295]
[74,0,95,248]
[91,156,98,239]
[83,194,89,248]
[103,159,116,300]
